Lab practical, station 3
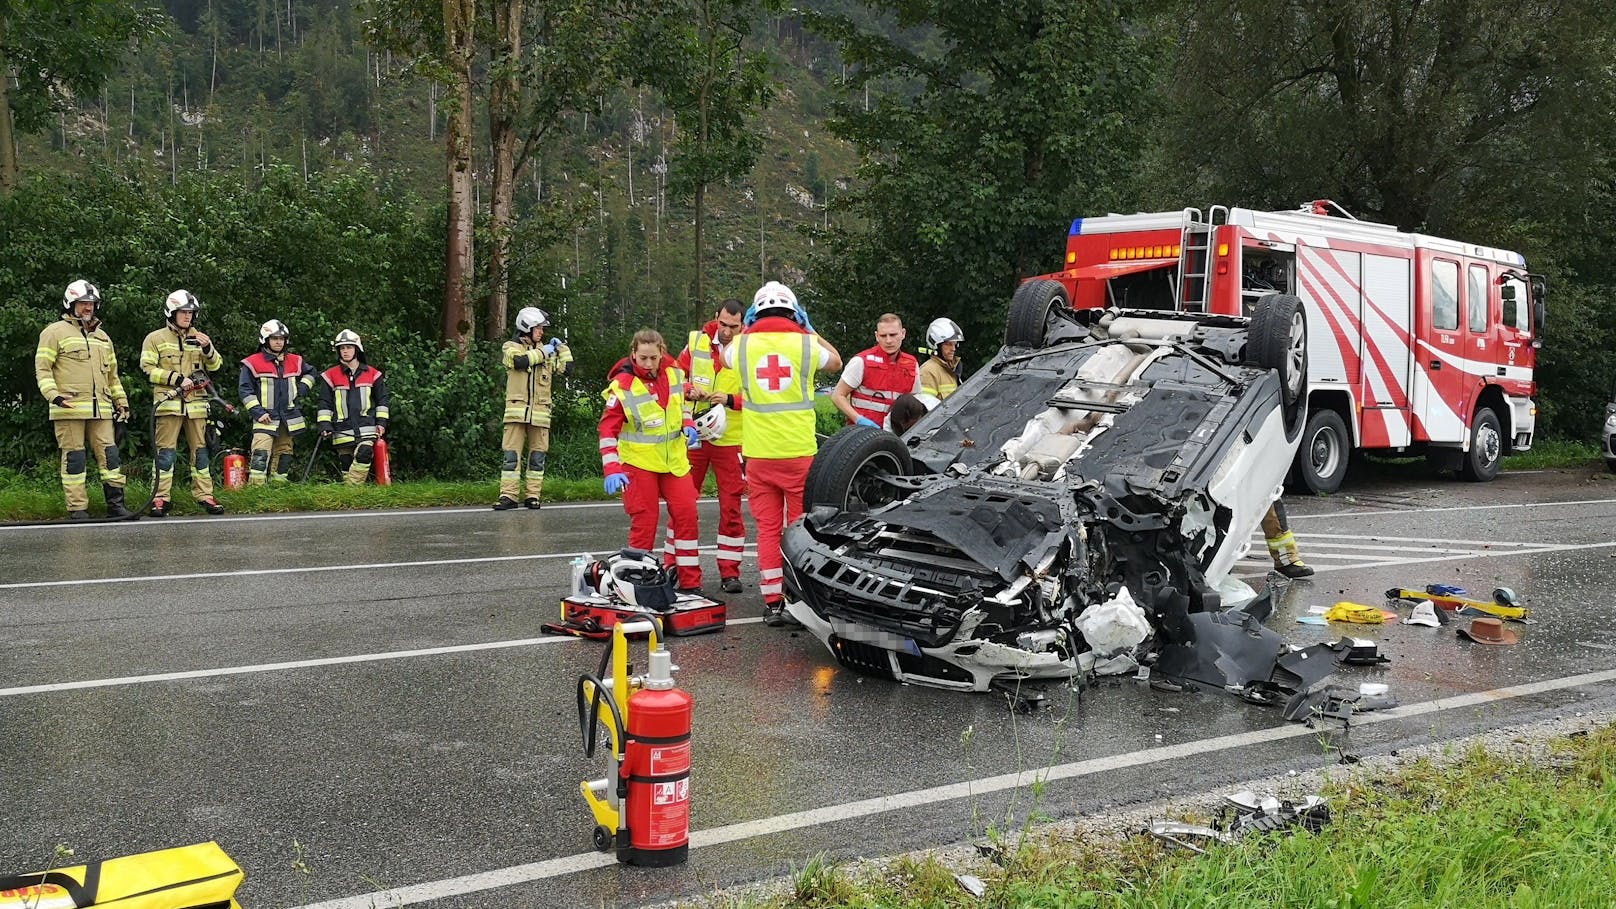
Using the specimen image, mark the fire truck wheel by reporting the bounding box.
[1006,278,1070,348]
[1295,408,1349,495]
[805,424,913,513]
[1606,457,1616,473]
[1460,407,1503,482]
[592,825,614,852]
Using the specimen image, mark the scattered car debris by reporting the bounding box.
[954,873,987,898]
[1386,585,1528,621]
[1322,601,1395,624]
[1457,617,1520,646]
[1402,599,1447,627]
[1146,790,1330,852]
[1282,682,1398,725]
[1341,638,1390,666]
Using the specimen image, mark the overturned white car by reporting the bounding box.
[783,281,1316,700]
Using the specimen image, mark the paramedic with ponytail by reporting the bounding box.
[599,329,704,593]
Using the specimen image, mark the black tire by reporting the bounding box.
[804,425,913,513]
[1244,293,1307,411]
[1293,408,1349,495]
[592,825,614,852]
[1005,279,1070,348]
[1460,407,1503,482]
[1607,456,1616,474]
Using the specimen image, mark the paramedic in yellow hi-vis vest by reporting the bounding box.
[598,329,703,591]
[495,306,573,510]
[239,319,317,484]
[35,280,133,520]
[920,317,964,400]
[665,298,747,593]
[726,281,842,625]
[141,289,225,516]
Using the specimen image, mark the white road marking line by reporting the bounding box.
[1293,532,1562,549]
[1286,540,1616,576]
[291,667,1616,909]
[0,617,768,697]
[0,545,757,591]
[1291,496,1616,521]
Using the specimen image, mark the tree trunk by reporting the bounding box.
[0,23,17,194]
[484,0,522,341]
[443,0,477,353]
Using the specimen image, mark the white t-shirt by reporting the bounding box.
[840,352,922,393]
[722,335,833,370]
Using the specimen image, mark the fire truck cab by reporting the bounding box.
[1032,201,1546,493]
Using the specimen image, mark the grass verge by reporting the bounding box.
[725,722,1616,908]
[1503,438,1605,470]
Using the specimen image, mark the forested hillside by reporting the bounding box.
[4,0,1614,481]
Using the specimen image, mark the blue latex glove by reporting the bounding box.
[604,473,630,495]
[544,338,562,355]
[684,426,701,448]
[856,416,879,429]
[795,308,814,333]
[742,301,760,326]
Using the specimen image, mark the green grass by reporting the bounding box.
[1503,438,1606,470]
[715,723,1616,908]
[0,473,611,521]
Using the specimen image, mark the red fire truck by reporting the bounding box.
[1027,201,1545,493]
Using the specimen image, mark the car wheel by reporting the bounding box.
[1005,278,1070,348]
[805,425,913,513]
[1293,408,1349,494]
[1460,406,1503,482]
[1607,456,1616,474]
[1244,293,1307,410]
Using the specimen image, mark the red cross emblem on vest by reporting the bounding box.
[756,353,794,392]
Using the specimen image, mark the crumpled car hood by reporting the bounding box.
[829,483,1069,583]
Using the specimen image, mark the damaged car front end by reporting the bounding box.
[784,283,1323,703]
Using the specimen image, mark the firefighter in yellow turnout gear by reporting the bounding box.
[141,289,225,516]
[317,330,391,485]
[239,319,317,484]
[495,306,573,509]
[1263,501,1314,578]
[34,280,133,520]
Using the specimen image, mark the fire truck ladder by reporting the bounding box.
[1178,205,1227,312]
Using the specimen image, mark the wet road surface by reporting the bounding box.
[3,468,1615,907]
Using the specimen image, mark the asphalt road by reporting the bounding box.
[4,467,1616,908]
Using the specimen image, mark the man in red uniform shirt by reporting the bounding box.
[832,313,920,427]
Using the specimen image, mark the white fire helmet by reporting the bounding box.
[751,280,799,318]
[926,317,963,350]
[164,289,201,321]
[593,549,677,610]
[331,329,364,352]
[693,405,728,442]
[63,280,102,311]
[515,307,549,333]
[260,320,290,343]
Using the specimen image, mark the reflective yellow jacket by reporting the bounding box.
[141,325,224,419]
[35,315,128,421]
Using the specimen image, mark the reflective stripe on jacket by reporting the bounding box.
[599,365,691,477]
[502,338,573,426]
[239,350,316,431]
[848,346,918,423]
[35,315,128,421]
[686,329,743,447]
[919,355,960,399]
[142,325,224,419]
[317,363,390,445]
[736,328,817,460]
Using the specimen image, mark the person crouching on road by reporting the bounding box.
[666,298,748,594]
[920,318,964,400]
[317,330,390,485]
[35,280,133,521]
[727,282,842,625]
[496,306,573,510]
[240,319,316,484]
[832,313,919,428]
[599,329,703,593]
[141,290,225,516]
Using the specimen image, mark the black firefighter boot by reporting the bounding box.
[103,484,133,519]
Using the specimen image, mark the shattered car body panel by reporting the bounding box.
[784,301,1316,702]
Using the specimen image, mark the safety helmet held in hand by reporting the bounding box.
[331,329,364,353]
[515,307,549,333]
[593,549,677,610]
[693,405,728,442]
[164,290,201,322]
[749,281,800,322]
[63,279,102,312]
[260,320,290,344]
[926,317,963,350]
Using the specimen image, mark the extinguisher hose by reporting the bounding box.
[577,673,626,760]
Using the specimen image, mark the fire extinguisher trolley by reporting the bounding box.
[575,619,692,866]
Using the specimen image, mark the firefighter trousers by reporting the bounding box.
[500,422,550,500]
[335,440,376,486]
[155,414,215,502]
[53,419,124,512]
[622,463,701,590]
[746,455,811,604]
[1262,502,1303,567]
[662,442,746,580]
[249,424,297,484]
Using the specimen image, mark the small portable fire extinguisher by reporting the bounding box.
[222,450,247,490]
[371,438,392,485]
[621,647,692,866]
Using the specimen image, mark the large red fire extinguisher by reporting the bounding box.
[621,648,691,866]
[222,450,248,490]
[371,438,392,485]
